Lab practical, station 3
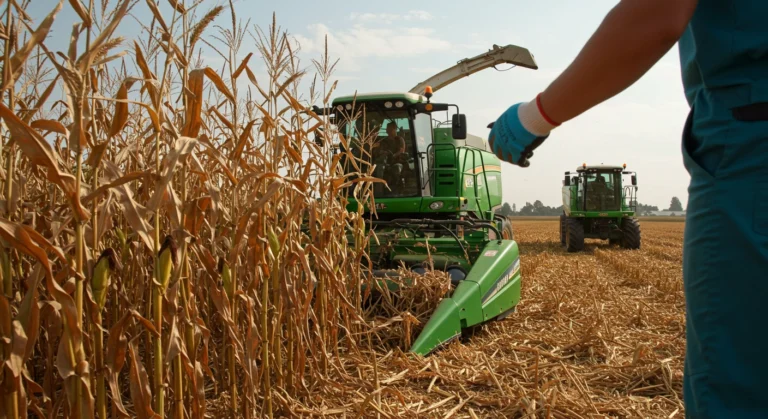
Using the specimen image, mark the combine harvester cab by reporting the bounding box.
[560,163,641,252]
[316,44,539,355]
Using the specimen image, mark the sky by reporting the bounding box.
[30,0,692,211]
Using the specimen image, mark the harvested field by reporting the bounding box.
[509,216,686,223]
[243,220,685,418]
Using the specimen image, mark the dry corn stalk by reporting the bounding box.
[0,1,382,417]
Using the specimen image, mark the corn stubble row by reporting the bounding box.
[0,0,688,416]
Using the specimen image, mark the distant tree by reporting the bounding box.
[516,200,563,216]
[519,202,534,216]
[498,202,514,216]
[512,203,517,214]
[669,197,683,212]
[636,202,659,216]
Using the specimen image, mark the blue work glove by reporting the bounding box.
[488,96,558,167]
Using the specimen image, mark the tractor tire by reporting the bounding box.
[502,220,514,241]
[565,218,585,252]
[621,218,641,249]
[559,213,566,246]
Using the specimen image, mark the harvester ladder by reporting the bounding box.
[623,185,638,212]
[426,143,459,197]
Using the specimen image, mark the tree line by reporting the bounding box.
[496,197,683,216]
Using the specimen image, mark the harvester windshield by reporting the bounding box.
[584,171,621,211]
[564,165,637,213]
[337,100,433,198]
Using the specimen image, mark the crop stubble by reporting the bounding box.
[286,220,686,418]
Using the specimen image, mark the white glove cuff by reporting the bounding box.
[518,95,559,137]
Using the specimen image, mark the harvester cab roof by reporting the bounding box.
[567,163,638,186]
[576,164,626,171]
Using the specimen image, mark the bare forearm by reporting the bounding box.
[539,0,698,124]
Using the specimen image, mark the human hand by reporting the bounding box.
[488,96,558,167]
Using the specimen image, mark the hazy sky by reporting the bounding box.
[31,0,691,210]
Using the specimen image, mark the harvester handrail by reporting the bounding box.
[476,150,493,217]
[368,218,502,244]
[462,147,473,202]
[622,185,638,212]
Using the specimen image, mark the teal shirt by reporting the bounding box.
[677,1,768,177]
[679,1,768,109]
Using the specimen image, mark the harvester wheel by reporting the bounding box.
[502,221,514,240]
[565,218,585,252]
[559,213,566,246]
[621,218,641,249]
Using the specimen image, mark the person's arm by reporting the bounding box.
[396,136,406,154]
[539,0,699,124]
[488,0,698,167]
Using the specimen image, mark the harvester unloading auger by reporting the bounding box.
[315,44,538,356]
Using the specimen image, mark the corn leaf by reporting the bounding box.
[108,79,135,138]
[3,0,63,90]
[30,119,69,136]
[0,102,90,221]
[76,0,130,73]
[233,52,253,79]
[166,0,186,13]
[68,0,92,26]
[144,0,168,32]
[128,341,158,419]
[146,136,197,212]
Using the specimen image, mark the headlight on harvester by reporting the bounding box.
[429,201,444,210]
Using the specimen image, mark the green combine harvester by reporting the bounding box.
[560,163,641,252]
[315,44,538,355]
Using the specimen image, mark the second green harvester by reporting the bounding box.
[560,163,641,252]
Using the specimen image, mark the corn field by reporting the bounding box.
[0,0,386,417]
